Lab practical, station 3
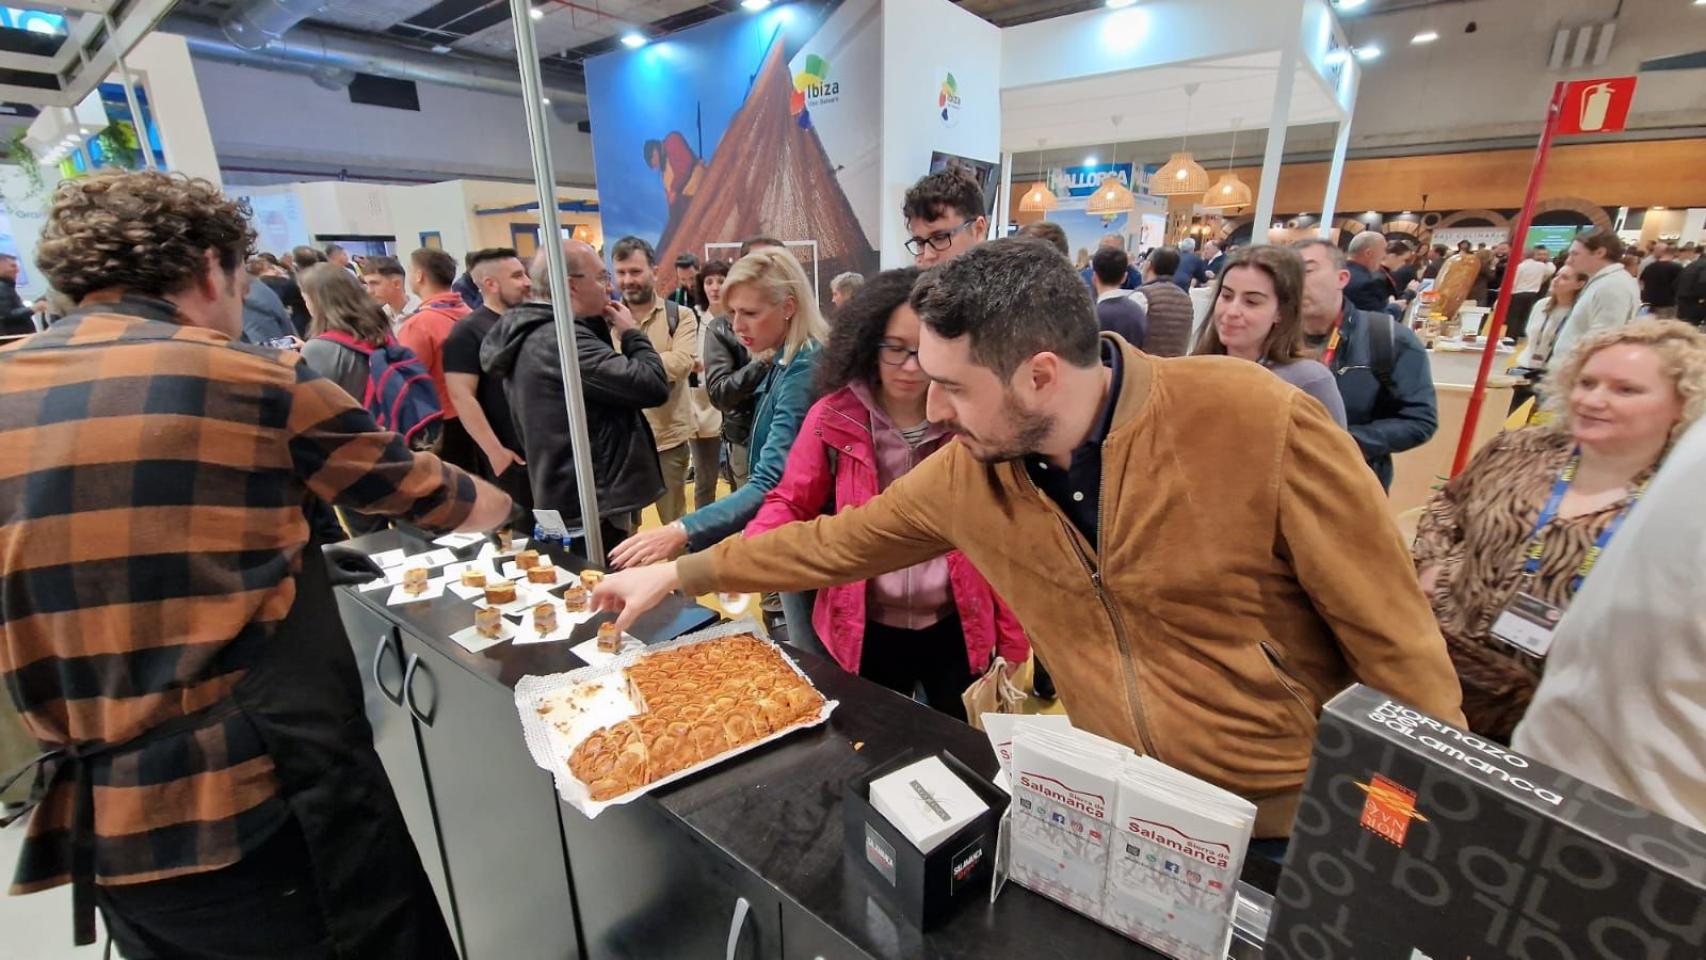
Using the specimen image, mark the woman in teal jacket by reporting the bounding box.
[610,246,829,565]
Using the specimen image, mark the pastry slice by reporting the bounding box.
[484,580,517,605]
[401,566,430,595]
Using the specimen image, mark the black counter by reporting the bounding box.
[338,529,1273,959]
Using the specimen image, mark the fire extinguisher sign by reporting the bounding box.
[1557,76,1637,135]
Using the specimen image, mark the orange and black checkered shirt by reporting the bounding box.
[0,295,478,893]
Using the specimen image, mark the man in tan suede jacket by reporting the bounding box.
[594,238,1465,838]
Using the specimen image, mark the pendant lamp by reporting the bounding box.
[1202,118,1253,211]
[1151,84,1211,197]
[1084,115,1135,217]
[1017,181,1060,213]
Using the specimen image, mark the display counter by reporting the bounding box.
[333,528,1278,959]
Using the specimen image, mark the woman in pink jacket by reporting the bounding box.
[745,268,1029,721]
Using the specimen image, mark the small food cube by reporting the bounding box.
[460,567,488,588]
[402,567,430,595]
[560,584,589,612]
[484,580,517,605]
[533,601,558,635]
[526,566,557,585]
[597,622,622,654]
[475,606,503,639]
[579,569,604,589]
[515,549,542,571]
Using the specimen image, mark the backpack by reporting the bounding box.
[1368,312,1397,395]
[315,331,444,449]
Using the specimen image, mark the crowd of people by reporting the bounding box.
[2,165,1705,956]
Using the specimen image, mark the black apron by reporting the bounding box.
[4,534,458,958]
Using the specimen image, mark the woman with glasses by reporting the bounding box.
[742,269,1029,719]
[609,248,828,576]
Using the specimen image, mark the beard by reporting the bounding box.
[950,391,1054,464]
[623,285,654,307]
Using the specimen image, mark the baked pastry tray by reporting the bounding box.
[515,618,839,819]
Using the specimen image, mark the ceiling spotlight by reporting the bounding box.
[542,97,551,105]
[740,0,773,10]
[1354,45,1381,61]
[528,6,543,19]
[1410,30,1438,44]
[1105,0,1138,8]
[1336,0,1366,8]
[1084,154,1099,166]
[431,43,453,54]
[620,31,647,48]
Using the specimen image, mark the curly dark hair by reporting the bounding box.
[814,267,921,397]
[910,238,1098,380]
[36,171,255,301]
[902,167,985,226]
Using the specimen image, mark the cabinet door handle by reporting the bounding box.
[724,896,751,960]
[402,653,434,727]
[371,633,403,706]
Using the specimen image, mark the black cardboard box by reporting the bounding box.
[1267,684,1706,959]
[844,749,1010,928]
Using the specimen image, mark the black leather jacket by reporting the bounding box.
[701,314,768,445]
[480,302,669,523]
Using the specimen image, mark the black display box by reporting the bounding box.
[844,749,1009,927]
[1268,684,1706,959]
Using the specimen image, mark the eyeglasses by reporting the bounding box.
[904,219,980,257]
[568,271,612,286]
[877,340,921,367]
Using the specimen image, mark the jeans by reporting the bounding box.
[654,443,691,524]
[689,435,722,509]
[727,440,750,488]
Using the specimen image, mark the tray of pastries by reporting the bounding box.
[514,619,836,818]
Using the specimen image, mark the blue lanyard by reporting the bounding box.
[1520,448,1648,593]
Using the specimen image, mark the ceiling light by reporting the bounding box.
[740,0,773,9]
[1337,0,1366,9]
[1354,45,1381,61]
[528,6,543,19]
[620,31,647,48]
[1105,0,1137,8]
[1411,30,1438,44]
[1324,48,1350,65]
[542,97,551,105]
[431,43,453,54]
[1084,154,1098,166]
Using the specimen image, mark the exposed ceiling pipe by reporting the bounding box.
[221,0,333,51]
[166,16,589,109]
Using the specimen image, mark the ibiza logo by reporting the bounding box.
[791,53,839,128]
[1356,773,1429,847]
[938,71,962,127]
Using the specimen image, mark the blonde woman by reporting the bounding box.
[1413,319,1706,741]
[611,246,829,566]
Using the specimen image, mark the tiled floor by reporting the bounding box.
[0,815,113,959]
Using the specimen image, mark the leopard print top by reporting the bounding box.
[1413,427,1655,742]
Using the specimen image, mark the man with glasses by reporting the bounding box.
[903,167,988,268]
[480,239,670,560]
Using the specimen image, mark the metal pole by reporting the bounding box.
[1251,41,1298,246]
[509,0,604,562]
[106,14,155,171]
[995,150,1013,240]
[1317,66,1357,240]
[1450,81,1568,477]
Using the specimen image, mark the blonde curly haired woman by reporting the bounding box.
[1413,319,1706,741]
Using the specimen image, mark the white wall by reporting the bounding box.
[1328,0,1706,151]
[188,57,596,186]
[878,0,1003,268]
[128,33,223,187]
[389,181,475,265]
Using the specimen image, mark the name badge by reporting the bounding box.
[1489,592,1564,659]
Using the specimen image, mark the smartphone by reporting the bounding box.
[263,336,300,350]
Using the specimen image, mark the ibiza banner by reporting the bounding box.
[584,0,881,301]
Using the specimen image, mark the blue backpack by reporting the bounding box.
[315,331,444,449]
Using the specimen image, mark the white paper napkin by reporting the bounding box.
[450,618,516,653]
[386,577,448,606]
[470,583,546,616]
[568,632,643,666]
[433,531,487,549]
[370,548,407,569]
[502,562,574,585]
[474,538,530,562]
[511,598,597,645]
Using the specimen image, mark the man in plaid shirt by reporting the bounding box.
[0,171,512,956]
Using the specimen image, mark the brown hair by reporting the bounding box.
[300,263,390,346]
[1542,319,1706,445]
[1576,227,1625,263]
[36,170,255,302]
[1192,245,1309,365]
[1017,221,1069,258]
[409,248,457,288]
